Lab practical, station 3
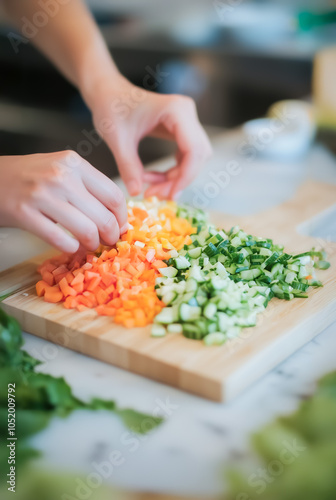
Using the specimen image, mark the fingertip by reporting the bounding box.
[143,171,167,184]
[120,222,129,234]
[63,237,80,254]
[127,179,142,197]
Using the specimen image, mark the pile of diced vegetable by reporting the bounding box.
[36,198,329,344]
[152,204,330,345]
[36,199,196,327]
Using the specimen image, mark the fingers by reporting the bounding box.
[79,159,128,230]
[116,150,144,196]
[145,180,174,199]
[145,96,212,200]
[21,206,80,254]
[65,188,120,247]
[41,201,99,251]
[107,136,144,196]
[166,113,212,199]
[143,171,167,184]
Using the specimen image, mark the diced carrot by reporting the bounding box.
[59,277,77,297]
[125,263,138,276]
[38,262,56,274]
[77,295,93,308]
[36,280,49,297]
[52,265,68,277]
[101,273,116,287]
[72,268,84,277]
[96,305,116,316]
[36,198,197,327]
[44,286,63,303]
[54,272,68,284]
[108,298,122,308]
[64,296,79,309]
[71,273,84,286]
[96,287,109,305]
[87,276,102,291]
[82,262,93,270]
[132,207,148,220]
[42,271,54,287]
[84,270,100,282]
[76,304,88,312]
[105,284,116,295]
[107,248,117,258]
[152,260,167,269]
[65,271,74,284]
[72,282,84,294]
[134,308,146,324]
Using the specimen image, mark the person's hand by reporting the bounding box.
[0,152,127,253]
[87,76,213,200]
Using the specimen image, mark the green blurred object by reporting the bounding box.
[0,308,163,488]
[226,372,336,500]
[0,468,120,500]
[297,9,336,31]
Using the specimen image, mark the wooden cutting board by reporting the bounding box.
[1,181,335,402]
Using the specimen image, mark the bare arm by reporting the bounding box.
[3,0,121,101]
[3,0,212,199]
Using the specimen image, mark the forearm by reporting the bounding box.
[3,0,122,105]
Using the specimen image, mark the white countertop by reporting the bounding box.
[1,128,336,497]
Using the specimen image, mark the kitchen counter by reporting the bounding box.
[1,128,336,497]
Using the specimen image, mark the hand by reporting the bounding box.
[0,151,127,253]
[88,76,213,200]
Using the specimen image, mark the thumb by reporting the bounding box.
[113,144,144,196]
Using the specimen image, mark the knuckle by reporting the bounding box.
[56,150,82,170]
[169,94,196,111]
[27,182,47,202]
[49,163,68,183]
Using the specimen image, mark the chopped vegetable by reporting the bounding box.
[36,198,196,328]
[154,206,330,344]
[35,199,329,342]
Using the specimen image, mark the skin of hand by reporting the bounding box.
[3,0,212,202]
[84,75,213,200]
[0,152,127,253]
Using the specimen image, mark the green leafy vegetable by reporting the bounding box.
[0,308,163,484]
[226,371,336,500]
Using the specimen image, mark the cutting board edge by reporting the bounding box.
[1,300,224,401]
[223,297,336,402]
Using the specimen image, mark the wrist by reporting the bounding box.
[79,62,126,111]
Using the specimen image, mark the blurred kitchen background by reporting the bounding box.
[0,0,336,177]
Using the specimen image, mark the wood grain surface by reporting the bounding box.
[1,181,335,401]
